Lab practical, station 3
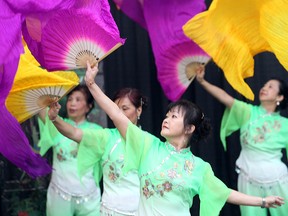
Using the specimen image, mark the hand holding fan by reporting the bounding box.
[111,0,210,101]
[6,46,79,123]
[146,0,211,101]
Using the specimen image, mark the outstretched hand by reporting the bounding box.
[264,196,285,208]
[195,64,205,83]
[85,61,99,87]
[48,102,61,121]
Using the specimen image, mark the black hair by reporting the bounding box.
[166,99,211,146]
[67,84,95,116]
[112,88,148,110]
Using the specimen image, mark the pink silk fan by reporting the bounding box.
[41,10,125,70]
[113,0,210,101]
[23,2,125,71]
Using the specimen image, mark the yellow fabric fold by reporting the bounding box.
[183,0,276,101]
[260,0,288,71]
[6,46,79,123]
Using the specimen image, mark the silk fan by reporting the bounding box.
[6,46,79,123]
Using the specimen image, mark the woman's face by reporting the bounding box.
[160,108,186,140]
[114,96,141,125]
[259,80,281,104]
[66,90,90,122]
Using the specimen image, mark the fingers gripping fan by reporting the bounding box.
[7,72,79,123]
[41,10,125,70]
[6,46,79,123]
[157,42,210,101]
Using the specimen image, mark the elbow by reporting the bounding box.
[72,128,83,143]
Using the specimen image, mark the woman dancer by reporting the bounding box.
[38,84,102,216]
[196,66,288,216]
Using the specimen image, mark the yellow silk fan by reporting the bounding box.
[6,46,79,123]
[183,0,274,101]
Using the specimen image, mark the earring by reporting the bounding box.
[276,101,280,106]
[137,115,140,120]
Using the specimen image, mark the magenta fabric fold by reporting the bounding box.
[4,0,76,14]
[112,0,210,101]
[0,0,23,65]
[0,0,85,178]
[0,58,52,178]
[113,0,147,29]
[22,0,125,71]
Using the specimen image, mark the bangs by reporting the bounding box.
[167,103,187,117]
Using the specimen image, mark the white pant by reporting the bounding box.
[238,172,288,216]
[46,183,101,216]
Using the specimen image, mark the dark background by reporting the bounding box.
[1,0,288,215]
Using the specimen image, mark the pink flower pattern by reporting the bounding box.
[142,160,194,199]
[242,119,282,145]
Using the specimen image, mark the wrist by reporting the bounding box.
[51,117,57,122]
[86,80,95,87]
[198,78,206,85]
[261,197,266,208]
[48,114,58,122]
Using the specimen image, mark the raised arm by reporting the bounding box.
[227,189,284,208]
[47,102,83,143]
[84,61,129,139]
[196,66,234,109]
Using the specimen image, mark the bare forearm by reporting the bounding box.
[88,83,120,120]
[227,190,284,208]
[87,82,129,138]
[85,61,129,138]
[198,79,234,108]
[227,190,262,206]
[52,117,83,143]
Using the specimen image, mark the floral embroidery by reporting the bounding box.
[108,172,118,182]
[142,159,193,199]
[173,162,178,168]
[162,181,172,192]
[184,160,194,174]
[108,163,121,182]
[57,148,65,161]
[70,149,78,158]
[253,127,265,143]
[167,169,177,179]
[242,118,283,145]
[55,140,78,161]
[143,180,154,198]
[142,179,172,198]
[273,120,281,131]
[142,179,173,198]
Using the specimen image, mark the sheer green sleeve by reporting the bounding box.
[199,164,231,216]
[123,122,156,173]
[37,112,60,156]
[286,142,288,160]
[220,99,251,150]
[77,128,109,185]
